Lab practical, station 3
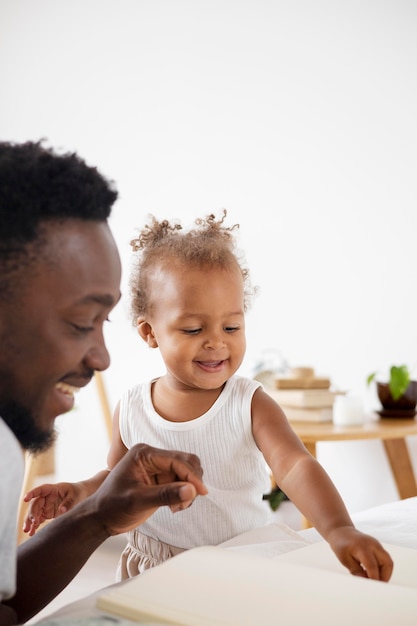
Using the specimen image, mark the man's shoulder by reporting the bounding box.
[0,418,22,461]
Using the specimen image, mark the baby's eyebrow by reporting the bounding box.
[180,309,244,317]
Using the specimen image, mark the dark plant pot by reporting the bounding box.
[377,381,417,411]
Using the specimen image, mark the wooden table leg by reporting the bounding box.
[17,447,56,544]
[383,438,417,499]
[95,371,113,442]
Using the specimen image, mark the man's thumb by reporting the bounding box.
[158,482,200,512]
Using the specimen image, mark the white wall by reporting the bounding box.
[1,0,417,514]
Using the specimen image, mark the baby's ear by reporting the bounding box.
[137,318,158,348]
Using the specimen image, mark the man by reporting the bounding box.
[0,140,207,625]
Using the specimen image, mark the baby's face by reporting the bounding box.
[146,262,246,392]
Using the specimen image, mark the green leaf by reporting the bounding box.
[366,372,377,386]
[389,365,410,400]
[263,488,287,511]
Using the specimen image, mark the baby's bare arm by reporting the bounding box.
[252,389,393,581]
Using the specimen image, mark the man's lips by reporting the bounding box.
[55,370,94,395]
[55,382,81,397]
[48,382,81,415]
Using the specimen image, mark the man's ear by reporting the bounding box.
[137,317,158,348]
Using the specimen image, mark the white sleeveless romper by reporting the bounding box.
[117,375,272,579]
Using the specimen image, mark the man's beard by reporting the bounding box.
[0,400,56,453]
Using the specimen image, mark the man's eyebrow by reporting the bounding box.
[78,293,122,307]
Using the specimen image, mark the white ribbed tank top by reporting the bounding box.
[119,375,272,548]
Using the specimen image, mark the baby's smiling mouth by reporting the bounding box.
[195,360,227,373]
[197,360,223,367]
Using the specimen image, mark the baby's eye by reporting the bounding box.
[183,328,202,335]
[224,326,239,333]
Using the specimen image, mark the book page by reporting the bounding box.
[96,545,417,625]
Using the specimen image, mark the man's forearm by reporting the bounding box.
[0,604,18,626]
[4,499,110,624]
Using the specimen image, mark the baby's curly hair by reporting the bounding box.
[129,210,256,323]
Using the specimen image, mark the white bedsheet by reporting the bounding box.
[301,496,417,549]
[219,496,417,559]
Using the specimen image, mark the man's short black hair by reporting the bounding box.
[0,139,118,244]
[0,140,118,295]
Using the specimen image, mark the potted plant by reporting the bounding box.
[367,364,417,415]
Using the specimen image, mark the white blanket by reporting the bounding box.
[302,496,417,549]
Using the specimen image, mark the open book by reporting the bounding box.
[96,541,417,625]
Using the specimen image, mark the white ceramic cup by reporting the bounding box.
[333,394,364,426]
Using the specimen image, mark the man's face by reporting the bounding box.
[0,220,121,451]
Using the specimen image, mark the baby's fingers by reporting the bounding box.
[346,547,393,582]
[360,550,393,582]
[23,486,45,502]
[22,512,43,536]
[25,519,39,537]
[378,559,394,582]
[22,516,33,535]
[22,497,46,533]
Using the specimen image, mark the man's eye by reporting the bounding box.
[71,323,94,334]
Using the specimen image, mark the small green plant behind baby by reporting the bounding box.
[367,365,411,401]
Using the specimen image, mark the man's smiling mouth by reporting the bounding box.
[55,382,80,397]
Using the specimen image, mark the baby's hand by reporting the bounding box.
[23,482,81,536]
[328,526,393,582]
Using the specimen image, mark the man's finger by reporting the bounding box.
[131,444,208,495]
[169,460,208,495]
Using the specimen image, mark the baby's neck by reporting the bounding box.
[151,378,226,422]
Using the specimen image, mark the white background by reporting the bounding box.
[1,0,417,514]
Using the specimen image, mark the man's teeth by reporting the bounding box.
[55,382,80,397]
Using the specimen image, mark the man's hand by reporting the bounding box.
[91,443,208,535]
[4,444,207,624]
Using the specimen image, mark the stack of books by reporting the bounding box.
[267,367,341,422]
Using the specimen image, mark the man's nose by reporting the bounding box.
[84,340,111,372]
